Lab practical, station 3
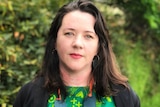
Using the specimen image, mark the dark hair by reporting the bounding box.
[37,0,128,99]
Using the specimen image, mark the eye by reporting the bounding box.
[85,35,94,39]
[64,32,74,36]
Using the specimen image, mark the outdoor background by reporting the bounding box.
[0,0,160,107]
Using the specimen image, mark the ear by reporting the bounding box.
[92,55,100,69]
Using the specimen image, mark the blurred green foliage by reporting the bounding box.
[0,0,160,107]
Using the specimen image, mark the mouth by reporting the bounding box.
[70,53,82,59]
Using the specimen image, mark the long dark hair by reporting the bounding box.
[37,0,128,99]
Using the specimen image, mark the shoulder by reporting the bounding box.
[112,83,140,107]
[13,77,48,107]
[19,77,45,93]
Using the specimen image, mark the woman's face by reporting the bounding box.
[56,10,99,73]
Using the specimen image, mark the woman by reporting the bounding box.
[14,0,140,107]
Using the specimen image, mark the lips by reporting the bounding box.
[70,53,82,59]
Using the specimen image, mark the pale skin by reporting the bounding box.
[56,10,99,86]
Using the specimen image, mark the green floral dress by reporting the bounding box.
[48,86,115,107]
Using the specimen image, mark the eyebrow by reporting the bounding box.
[85,31,96,34]
[64,28,96,34]
[64,28,75,31]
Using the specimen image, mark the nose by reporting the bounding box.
[72,35,83,49]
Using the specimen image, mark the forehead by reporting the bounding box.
[60,10,96,33]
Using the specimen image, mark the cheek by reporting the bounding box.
[55,37,61,52]
[87,43,99,56]
[56,44,65,59]
[94,41,99,53]
[55,35,63,50]
[95,43,99,53]
[56,31,63,50]
[56,41,64,53]
[56,38,69,55]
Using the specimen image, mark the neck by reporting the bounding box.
[60,70,92,87]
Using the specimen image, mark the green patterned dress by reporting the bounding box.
[48,86,115,107]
